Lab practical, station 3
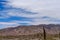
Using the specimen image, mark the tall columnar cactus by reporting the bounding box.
[43,26,46,40]
[59,32,60,38]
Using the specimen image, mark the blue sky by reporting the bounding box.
[0,0,60,29]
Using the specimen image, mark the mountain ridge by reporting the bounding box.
[0,24,60,36]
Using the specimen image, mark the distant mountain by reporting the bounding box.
[0,24,60,36]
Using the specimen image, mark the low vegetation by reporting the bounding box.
[0,24,60,40]
[0,33,59,40]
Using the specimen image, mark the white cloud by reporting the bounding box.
[7,0,60,19]
[0,20,32,29]
[0,0,60,28]
[28,19,60,25]
[1,0,60,18]
[7,11,37,18]
[0,22,20,29]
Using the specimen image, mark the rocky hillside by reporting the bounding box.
[0,24,60,36]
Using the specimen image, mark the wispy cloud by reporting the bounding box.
[0,0,60,28]
[0,22,20,29]
[7,0,60,19]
